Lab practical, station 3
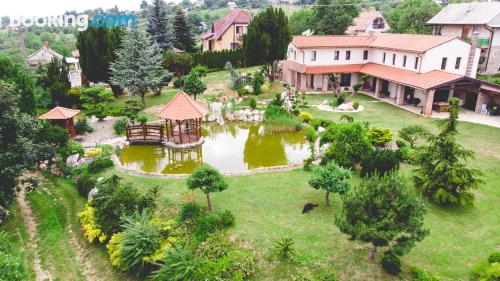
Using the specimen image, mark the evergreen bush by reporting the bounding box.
[381,252,402,275]
[113,118,129,135]
[360,149,400,177]
[88,157,114,173]
[367,127,393,146]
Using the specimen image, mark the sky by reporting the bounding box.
[1,0,147,17]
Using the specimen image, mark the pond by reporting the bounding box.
[118,122,310,174]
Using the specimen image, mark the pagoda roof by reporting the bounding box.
[156,92,208,120]
[38,106,80,120]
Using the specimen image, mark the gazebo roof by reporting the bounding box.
[38,106,80,120]
[157,92,208,120]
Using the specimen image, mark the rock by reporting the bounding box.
[66,154,80,168]
[252,110,259,115]
[88,187,99,200]
[253,115,261,121]
[77,157,94,166]
[338,103,354,111]
[50,163,62,176]
[318,126,326,133]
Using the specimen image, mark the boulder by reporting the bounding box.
[50,163,62,176]
[338,103,354,111]
[318,126,326,133]
[66,154,80,168]
[88,187,99,200]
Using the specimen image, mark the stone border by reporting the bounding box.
[164,138,205,149]
[111,155,303,179]
[316,104,364,113]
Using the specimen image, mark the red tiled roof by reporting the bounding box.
[292,33,458,53]
[71,49,80,58]
[209,9,250,40]
[156,92,208,120]
[346,10,385,34]
[38,106,80,120]
[359,63,462,89]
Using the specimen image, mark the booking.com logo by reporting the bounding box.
[8,13,136,31]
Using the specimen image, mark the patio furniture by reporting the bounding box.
[433,102,450,112]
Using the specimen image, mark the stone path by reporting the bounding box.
[78,117,119,148]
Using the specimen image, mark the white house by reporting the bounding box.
[427,2,500,74]
[346,9,390,35]
[282,33,500,116]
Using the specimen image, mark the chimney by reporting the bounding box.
[466,30,479,77]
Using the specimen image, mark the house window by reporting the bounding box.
[441,57,447,70]
[311,51,316,61]
[383,52,386,63]
[230,42,240,49]
[392,54,396,65]
[334,51,339,60]
[414,57,419,70]
[403,55,407,67]
[236,26,244,34]
[340,73,351,86]
[363,50,368,60]
[434,26,442,35]
[455,57,461,69]
[346,50,351,60]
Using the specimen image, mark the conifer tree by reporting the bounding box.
[147,0,173,50]
[173,9,196,52]
[110,30,170,107]
[313,0,359,35]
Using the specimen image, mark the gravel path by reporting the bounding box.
[78,117,120,148]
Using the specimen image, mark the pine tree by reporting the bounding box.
[243,8,291,82]
[173,9,196,52]
[412,98,483,206]
[313,0,359,35]
[110,30,170,107]
[147,0,173,50]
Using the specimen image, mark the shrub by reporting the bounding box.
[237,88,250,97]
[177,201,202,222]
[80,86,115,119]
[41,122,69,146]
[272,237,295,260]
[0,251,26,281]
[78,203,107,243]
[84,147,102,158]
[252,70,264,95]
[196,210,235,240]
[151,246,199,281]
[337,92,351,105]
[58,140,84,161]
[311,118,334,130]
[137,115,148,125]
[367,127,393,146]
[196,250,255,280]
[489,252,500,264]
[303,124,318,142]
[470,253,500,281]
[412,98,421,106]
[410,266,441,281]
[352,82,362,93]
[196,231,231,259]
[76,174,96,198]
[381,252,402,275]
[396,139,407,148]
[249,98,257,110]
[399,125,429,148]
[97,144,114,157]
[353,101,360,110]
[113,118,129,135]
[329,98,338,108]
[321,122,371,168]
[173,76,186,88]
[107,233,123,268]
[360,149,400,177]
[399,145,412,161]
[299,112,312,123]
[75,116,93,135]
[88,157,113,173]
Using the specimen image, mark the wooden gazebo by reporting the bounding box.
[156,92,208,145]
[38,106,80,139]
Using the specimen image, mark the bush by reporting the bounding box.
[177,201,202,222]
[196,231,231,259]
[353,101,360,110]
[381,252,402,275]
[173,76,186,88]
[470,252,500,281]
[321,122,371,168]
[252,70,264,95]
[237,88,250,97]
[399,125,429,148]
[191,48,251,70]
[196,250,255,280]
[88,157,113,173]
[152,246,199,281]
[78,202,107,243]
[410,266,441,281]
[329,98,338,108]
[311,118,334,130]
[58,140,84,161]
[0,251,26,281]
[367,127,393,146]
[303,124,318,142]
[41,123,69,146]
[76,174,96,198]
[113,117,129,135]
[299,112,312,123]
[137,115,148,125]
[249,98,257,110]
[196,210,235,240]
[97,144,114,157]
[75,116,94,135]
[489,252,500,264]
[272,237,295,260]
[396,139,407,148]
[361,149,400,177]
[84,147,102,158]
[412,98,421,106]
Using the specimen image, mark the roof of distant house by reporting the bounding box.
[156,92,208,120]
[427,2,500,26]
[291,33,459,53]
[346,10,388,34]
[201,9,250,41]
[38,106,80,120]
[71,49,80,58]
[27,42,64,61]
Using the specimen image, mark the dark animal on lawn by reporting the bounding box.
[302,203,319,214]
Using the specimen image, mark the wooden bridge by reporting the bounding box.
[126,124,164,144]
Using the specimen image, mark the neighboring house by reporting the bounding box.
[201,9,250,52]
[282,33,500,116]
[427,2,500,74]
[26,41,63,67]
[346,9,390,35]
[228,1,237,9]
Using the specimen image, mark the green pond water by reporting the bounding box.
[119,122,310,174]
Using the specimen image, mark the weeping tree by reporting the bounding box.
[412,97,483,206]
[187,165,228,212]
[110,29,170,107]
[243,8,291,82]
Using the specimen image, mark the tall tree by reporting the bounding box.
[187,165,228,212]
[335,173,429,262]
[309,161,352,206]
[386,0,441,34]
[412,98,483,206]
[37,58,71,107]
[173,9,196,52]
[110,30,170,107]
[147,0,173,50]
[313,0,359,35]
[182,66,207,100]
[289,9,315,35]
[0,54,36,115]
[243,8,291,82]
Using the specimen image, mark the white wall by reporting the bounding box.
[492,28,500,46]
[420,39,477,76]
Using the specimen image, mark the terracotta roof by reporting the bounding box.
[346,10,387,34]
[38,106,80,120]
[291,33,458,53]
[156,92,208,120]
[209,9,250,40]
[359,63,462,89]
[283,60,363,74]
[71,49,80,58]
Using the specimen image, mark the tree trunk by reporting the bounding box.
[369,244,378,259]
[325,191,330,206]
[206,193,212,212]
[141,94,146,107]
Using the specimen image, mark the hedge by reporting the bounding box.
[192,49,257,70]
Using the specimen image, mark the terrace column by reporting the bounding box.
[299,73,307,91]
[395,84,404,105]
[448,84,455,101]
[422,89,435,117]
[322,74,328,92]
[295,72,301,89]
[374,78,381,98]
[475,92,490,113]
